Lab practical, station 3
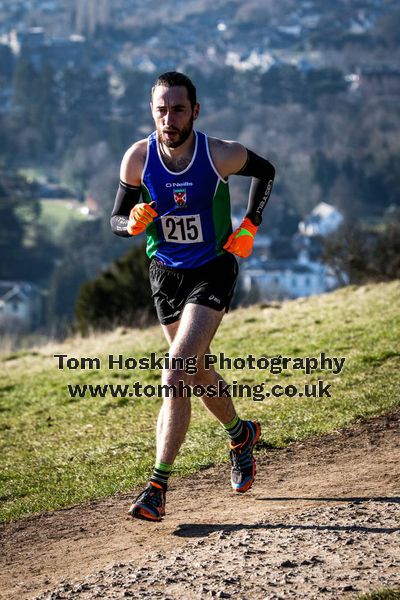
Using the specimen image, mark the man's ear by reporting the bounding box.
[193,102,200,121]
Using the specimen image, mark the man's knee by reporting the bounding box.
[162,367,191,397]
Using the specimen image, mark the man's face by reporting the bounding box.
[151,85,199,148]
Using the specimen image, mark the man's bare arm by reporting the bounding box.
[207,137,276,258]
[120,139,147,186]
[208,138,248,180]
[209,137,275,226]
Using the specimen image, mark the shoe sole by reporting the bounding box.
[233,421,261,493]
[128,504,165,522]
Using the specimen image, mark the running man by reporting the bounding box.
[110,72,275,521]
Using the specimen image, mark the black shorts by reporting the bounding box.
[149,252,239,325]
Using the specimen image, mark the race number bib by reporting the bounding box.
[161,214,203,244]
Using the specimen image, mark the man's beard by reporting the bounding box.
[157,116,194,149]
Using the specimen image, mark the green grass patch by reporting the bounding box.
[39,199,87,239]
[18,167,48,182]
[0,281,399,522]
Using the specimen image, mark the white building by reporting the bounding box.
[236,201,347,304]
[298,202,344,237]
[240,255,344,302]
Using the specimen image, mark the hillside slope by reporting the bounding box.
[0,281,399,524]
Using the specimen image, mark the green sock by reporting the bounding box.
[223,414,246,444]
[150,461,172,491]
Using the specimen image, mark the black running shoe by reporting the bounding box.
[128,482,166,521]
[230,421,261,492]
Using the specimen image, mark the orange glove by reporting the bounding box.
[223,217,258,258]
[127,202,158,235]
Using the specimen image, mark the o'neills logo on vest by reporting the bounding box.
[165,181,193,187]
[173,188,187,207]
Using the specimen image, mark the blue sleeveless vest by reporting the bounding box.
[141,130,232,268]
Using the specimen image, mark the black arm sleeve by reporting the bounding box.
[110,180,142,237]
[236,149,276,226]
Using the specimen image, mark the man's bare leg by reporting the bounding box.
[191,347,237,423]
[128,304,227,520]
[159,317,261,496]
[160,326,237,431]
[156,303,227,464]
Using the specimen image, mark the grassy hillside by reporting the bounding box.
[39,199,88,239]
[0,281,399,523]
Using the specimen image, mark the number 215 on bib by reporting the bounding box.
[161,214,203,243]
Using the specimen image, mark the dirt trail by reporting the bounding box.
[1,410,399,600]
